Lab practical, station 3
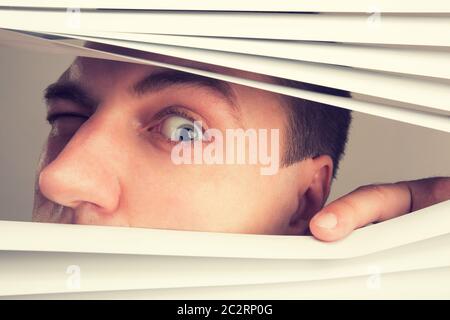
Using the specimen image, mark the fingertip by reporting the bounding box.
[313,212,338,229]
[310,212,351,242]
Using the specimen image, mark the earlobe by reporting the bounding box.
[285,155,333,235]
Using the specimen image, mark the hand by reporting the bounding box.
[309,177,450,242]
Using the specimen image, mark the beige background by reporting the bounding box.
[0,44,449,222]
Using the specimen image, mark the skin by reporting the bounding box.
[33,45,450,240]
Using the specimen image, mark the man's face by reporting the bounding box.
[33,50,324,235]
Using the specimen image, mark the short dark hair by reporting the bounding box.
[277,78,352,180]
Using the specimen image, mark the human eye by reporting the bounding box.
[149,106,206,143]
[46,112,89,125]
[160,115,203,142]
[45,111,89,137]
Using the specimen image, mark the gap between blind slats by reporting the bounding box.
[1,201,450,259]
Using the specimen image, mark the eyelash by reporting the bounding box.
[158,108,197,124]
[46,112,88,125]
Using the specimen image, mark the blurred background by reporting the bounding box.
[0,44,449,222]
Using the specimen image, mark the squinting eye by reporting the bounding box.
[160,115,203,142]
[46,113,88,125]
[46,113,88,137]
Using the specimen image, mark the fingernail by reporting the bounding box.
[315,212,338,229]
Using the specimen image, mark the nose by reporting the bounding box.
[38,117,122,220]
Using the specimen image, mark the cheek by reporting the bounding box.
[121,155,274,233]
[117,151,205,230]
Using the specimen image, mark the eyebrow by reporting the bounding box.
[44,69,239,119]
[132,69,239,111]
[44,81,99,112]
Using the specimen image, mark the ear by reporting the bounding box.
[285,155,334,235]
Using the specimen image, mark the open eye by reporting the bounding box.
[160,115,203,142]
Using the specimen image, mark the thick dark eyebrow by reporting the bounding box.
[132,69,239,114]
[44,70,240,120]
[44,81,98,111]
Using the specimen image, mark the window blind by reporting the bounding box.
[0,3,448,132]
[0,0,449,12]
[0,200,450,298]
[0,1,449,299]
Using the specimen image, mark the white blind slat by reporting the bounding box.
[5,267,450,299]
[1,0,449,13]
[1,28,448,132]
[50,32,450,114]
[0,9,449,46]
[1,234,450,296]
[53,31,450,80]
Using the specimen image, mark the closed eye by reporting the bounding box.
[46,112,89,125]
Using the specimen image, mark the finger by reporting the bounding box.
[309,182,412,242]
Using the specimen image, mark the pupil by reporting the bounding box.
[179,126,195,141]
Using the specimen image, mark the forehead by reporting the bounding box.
[61,43,276,96]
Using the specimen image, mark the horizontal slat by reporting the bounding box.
[1,28,449,132]
[4,267,450,299]
[3,28,450,132]
[51,32,450,113]
[0,9,449,46]
[0,0,449,13]
[55,30,450,80]
[1,233,450,296]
